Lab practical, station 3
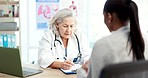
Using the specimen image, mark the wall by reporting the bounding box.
[19,0,28,63]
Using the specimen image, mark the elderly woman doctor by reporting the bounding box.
[38,8,91,70]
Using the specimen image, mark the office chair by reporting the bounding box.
[100,60,148,78]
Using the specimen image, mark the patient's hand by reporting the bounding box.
[82,60,89,73]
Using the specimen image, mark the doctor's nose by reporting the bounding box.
[66,26,72,32]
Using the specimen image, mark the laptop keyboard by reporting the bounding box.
[22,67,43,77]
[23,70,34,76]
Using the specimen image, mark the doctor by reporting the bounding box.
[38,8,91,70]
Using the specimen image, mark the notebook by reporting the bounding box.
[60,64,82,74]
[0,47,43,77]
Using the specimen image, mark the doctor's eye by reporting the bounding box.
[62,25,68,28]
[70,25,74,28]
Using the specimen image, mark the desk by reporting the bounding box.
[0,64,77,78]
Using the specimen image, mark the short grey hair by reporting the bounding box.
[49,8,77,36]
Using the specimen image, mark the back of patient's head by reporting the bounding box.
[103,0,130,22]
[103,0,145,60]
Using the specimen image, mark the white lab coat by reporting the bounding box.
[38,29,91,68]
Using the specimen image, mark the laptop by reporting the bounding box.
[0,47,43,77]
[100,60,148,78]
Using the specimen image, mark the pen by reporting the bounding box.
[63,57,67,60]
[64,57,74,66]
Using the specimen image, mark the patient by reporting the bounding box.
[78,0,148,78]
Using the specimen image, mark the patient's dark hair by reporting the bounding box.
[103,0,145,60]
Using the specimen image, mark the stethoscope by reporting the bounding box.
[53,34,82,64]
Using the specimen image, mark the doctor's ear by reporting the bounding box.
[55,23,59,28]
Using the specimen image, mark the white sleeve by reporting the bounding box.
[38,31,55,68]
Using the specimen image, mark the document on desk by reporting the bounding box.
[60,64,82,74]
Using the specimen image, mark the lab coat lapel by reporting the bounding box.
[56,36,65,55]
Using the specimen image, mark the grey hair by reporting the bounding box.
[49,8,77,36]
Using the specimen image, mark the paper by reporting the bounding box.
[71,64,82,70]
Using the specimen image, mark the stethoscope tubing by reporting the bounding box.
[53,33,82,63]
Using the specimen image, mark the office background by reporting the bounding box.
[19,0,148,64]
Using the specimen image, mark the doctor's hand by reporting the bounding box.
[61,60,74,70]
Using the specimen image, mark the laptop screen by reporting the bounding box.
[0,47,23,77]
[0,47,43,77]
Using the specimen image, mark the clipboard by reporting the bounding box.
[60,69,77,74]
[60,64,82,74]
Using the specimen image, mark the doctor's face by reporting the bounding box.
[57,17,75,39]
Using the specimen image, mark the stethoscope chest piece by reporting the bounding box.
[73,53,82,64]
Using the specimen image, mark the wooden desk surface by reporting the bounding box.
[0,64,77,78]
